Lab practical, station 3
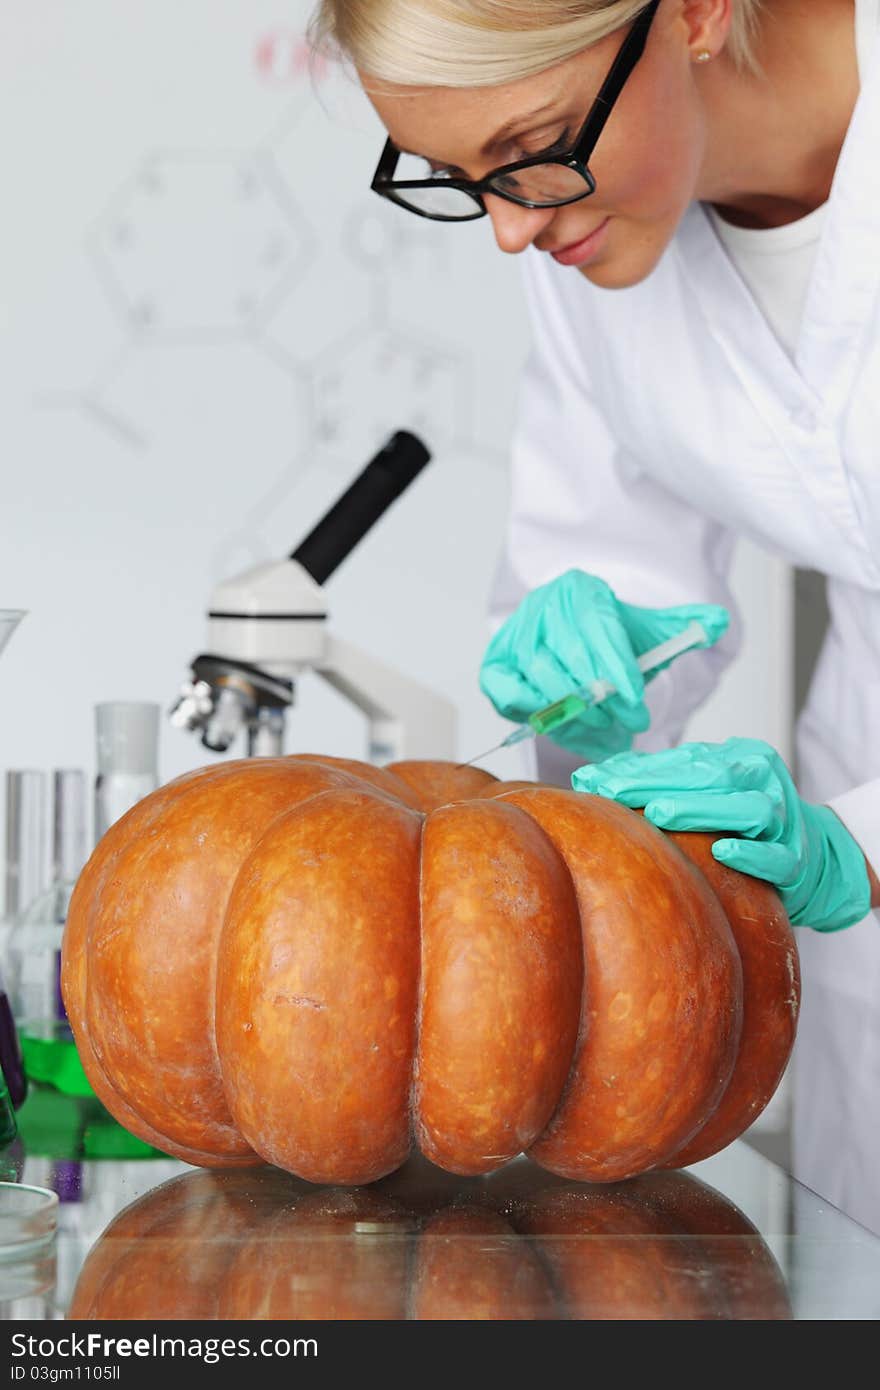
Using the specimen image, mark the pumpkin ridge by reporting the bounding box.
[210,776,411,1150]
[641,835,745,1155]
[496,788,742,1179]
[658,830,800,1167]
[216,786,422,1183]
[65,796,255,1162]
[77,761,375,1158]
[415,798,582,1174]
[481,789,593,1153]
[410,811,428,1159]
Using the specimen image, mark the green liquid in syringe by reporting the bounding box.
[528,693,590,736]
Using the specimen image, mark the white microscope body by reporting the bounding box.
[170,432,456,762]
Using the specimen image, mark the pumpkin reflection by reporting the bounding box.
[219,1189,412,1320]
[68,1158,791,1321]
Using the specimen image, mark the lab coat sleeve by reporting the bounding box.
[489,248,742,781]
[828,780,880,888]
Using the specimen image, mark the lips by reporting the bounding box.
[544,217,611,267]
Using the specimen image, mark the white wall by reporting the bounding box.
[1,1,792,851]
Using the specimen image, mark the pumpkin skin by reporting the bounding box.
[61,756,799,1185]
[68,1159,792,1321]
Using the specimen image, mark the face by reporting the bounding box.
[361,2,725,289]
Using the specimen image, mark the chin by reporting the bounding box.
[576,247,665,290]
[575,217,676,290]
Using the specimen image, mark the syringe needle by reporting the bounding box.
[460,621,708,769]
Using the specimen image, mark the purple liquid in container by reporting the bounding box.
[53,1160,83,1203]
[53,950,72,1037]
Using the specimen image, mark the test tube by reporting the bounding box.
[1,772,45,1111]
[5,771,46,921]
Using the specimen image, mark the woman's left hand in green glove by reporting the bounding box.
[572,737,871,932]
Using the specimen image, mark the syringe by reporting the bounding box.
[463,620,708,767]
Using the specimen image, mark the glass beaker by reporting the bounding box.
[94,701,160,841]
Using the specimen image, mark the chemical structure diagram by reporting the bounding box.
[37,28,512,579]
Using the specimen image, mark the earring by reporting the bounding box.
[694,49,712,63]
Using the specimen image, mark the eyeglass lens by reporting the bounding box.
[487,163,592,206]
[390,151,592,218]
[392,184,483,218]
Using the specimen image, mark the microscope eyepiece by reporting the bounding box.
[291,430,431,586]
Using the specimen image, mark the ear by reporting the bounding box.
[679,0,733,61]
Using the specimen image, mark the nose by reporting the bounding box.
[483,194,557,255]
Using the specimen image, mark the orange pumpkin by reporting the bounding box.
[68,1159,792,1321]
[62,756,798,1185]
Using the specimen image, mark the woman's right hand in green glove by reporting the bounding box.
[479,570,730,761]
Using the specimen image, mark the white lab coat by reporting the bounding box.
[491,38,880,1231]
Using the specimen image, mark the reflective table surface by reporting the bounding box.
[2,1135,879,1320]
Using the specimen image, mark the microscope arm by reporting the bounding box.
[172,432,458,762]
[316,635,456,764]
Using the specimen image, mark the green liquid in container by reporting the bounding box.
[15,1024,165,1160]
[0,1077,16,1147]
[15,1081,163,1160]
[18,1021,94,1098]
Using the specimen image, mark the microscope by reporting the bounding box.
[170,431,456,762]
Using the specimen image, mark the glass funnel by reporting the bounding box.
[0,612,26,663]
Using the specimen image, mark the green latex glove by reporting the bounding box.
[572,737,871,931]
[480,570,729,759]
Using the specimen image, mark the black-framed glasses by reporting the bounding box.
[371,0,661,221]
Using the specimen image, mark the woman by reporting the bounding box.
[310,0,880,1231]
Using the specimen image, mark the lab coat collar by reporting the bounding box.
[678,38,880,414]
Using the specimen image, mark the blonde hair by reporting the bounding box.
[308,1,765,87]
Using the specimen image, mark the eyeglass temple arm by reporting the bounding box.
[372,137,401,189]
[574,0,661,155]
